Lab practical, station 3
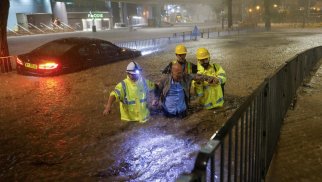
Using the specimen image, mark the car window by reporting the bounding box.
[100,42,118,56]
[78,46,91,56]
[78,44,100,56]
[33,41,75,56]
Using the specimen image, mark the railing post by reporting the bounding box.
[0,57,12,73]
[261,81,269,180]
[191,140,220,182]
[7,57,12,72]
[0,58,4,73]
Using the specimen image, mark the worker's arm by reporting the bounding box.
[214,64,227,84]
[191,74,220,84]
[103,95,116,115]
[103,82,123,115]
[161,62,172,74]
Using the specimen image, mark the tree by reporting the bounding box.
[0,0,10,57]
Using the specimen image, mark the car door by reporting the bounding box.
[77,43,101,68]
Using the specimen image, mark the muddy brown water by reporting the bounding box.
[1,29,322,181]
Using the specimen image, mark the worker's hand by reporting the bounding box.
[103,105,112,115]
[208,77,219,84]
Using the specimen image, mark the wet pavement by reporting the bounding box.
[1,28,322,181]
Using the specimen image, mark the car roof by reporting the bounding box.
[52,37,110,44]
[28,37,108,57]
[27,37,118,57]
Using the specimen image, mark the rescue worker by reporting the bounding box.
[193,48,227,109]
[103,61,156,123]
[162,44,197,74]
[155,63,217,118]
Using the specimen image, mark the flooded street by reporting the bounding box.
[1,29,322,181]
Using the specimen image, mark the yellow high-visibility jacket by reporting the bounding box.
[162,60,198,74]
[110,76,155,123]
[194,63,227,109]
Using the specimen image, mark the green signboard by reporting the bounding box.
[88,13,104,19]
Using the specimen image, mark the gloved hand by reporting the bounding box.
[207,77,219,84]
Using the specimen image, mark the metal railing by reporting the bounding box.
[60,22,75,31]
[114,27,260,54]
[0,56,16,73]
[8,22,77,36]
[7,27,20,36]
[16,24,33,35]
[40,23,55,32]
[114,36,186,54]
[28,23,45,33]
[177,46,322,182]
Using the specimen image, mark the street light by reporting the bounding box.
[253,6,260,26]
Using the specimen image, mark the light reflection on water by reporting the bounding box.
[116,127,200,182]
[141,48,163,56]
[22,76,78,154]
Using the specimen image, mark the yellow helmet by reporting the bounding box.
[175,44,187,54]
[196,48,210,60]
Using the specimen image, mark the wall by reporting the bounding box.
[8,0,52,30]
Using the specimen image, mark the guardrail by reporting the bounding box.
[0,56,16,73]
[199,26,264,39]
[114,26,261,55]
[177,46,322,182]
[114,36,187,54]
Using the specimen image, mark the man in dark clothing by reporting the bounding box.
[162,44,197,74]
[155,63,216,118]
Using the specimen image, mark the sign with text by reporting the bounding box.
[88,13,103,19]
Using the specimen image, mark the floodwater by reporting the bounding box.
[1,28,322,181]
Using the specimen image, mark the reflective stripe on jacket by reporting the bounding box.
[194,63,226,109]
[110,76,155,123]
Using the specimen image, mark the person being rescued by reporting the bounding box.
[154,62,218,118]
[193,47,227,109]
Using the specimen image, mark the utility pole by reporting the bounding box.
[227,0,233,28]
[264,0,271,31]
[302,0,311,28]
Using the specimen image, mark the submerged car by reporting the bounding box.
[16,37,141,76]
